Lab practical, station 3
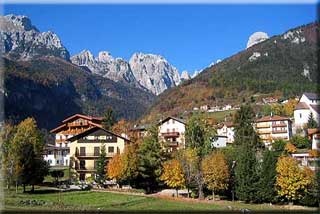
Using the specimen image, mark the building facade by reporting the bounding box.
[67,126,129,180]
[294,93,320,129]
[158,117,186,151]
[255,115,292,144]
[44,114,102,167]
[216,122,235,144]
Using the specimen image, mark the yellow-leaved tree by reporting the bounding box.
[201,151,229,201]
[160,159,185,197]
[276,156,314,203]
[106,154,124,184]
[284,143,297,154]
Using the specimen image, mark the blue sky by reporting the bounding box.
[3,4,317,74]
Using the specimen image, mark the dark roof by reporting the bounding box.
[303,92,320,100]
[159,116,186,125]
[294,102,309,110]
[67,126,130,143]
[256,115,290,122]
[130,124,151,131]
[62,114,102,123]
[310,105,320,115]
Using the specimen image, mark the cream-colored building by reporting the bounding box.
[158,116,186,151]
[255,115,292,145]
[67,126,130,181]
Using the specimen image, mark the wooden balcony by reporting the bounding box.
[272,123,287,128]
[68,122,89,127]
[272,130,288,134]
[161,132,180,138]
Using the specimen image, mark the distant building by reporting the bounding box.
[44,114,102,167]
[67,126,130,181]
[294,92,320,129]
[129,124,150,140]
[200,105,210,111]
[255,115,292,144]
[308,128,320,150]
[262,97,278,104]
[211,135,227,148]
[158,116,186,152]
[217,122,235,144]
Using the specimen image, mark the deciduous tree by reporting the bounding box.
[160,159,185,197]
[202,151,229,201]
[276,156,314,202]
[106,153,123,183]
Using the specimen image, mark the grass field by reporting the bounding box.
[4,188,314,212]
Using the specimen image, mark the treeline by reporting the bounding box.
[1,118,49,192]
[106,105,319,206]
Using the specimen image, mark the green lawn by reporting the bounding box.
[207,110,236,123]
[3,188,307,212]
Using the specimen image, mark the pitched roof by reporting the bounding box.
[62,114,103,123]
[303,92,320,100]
[67,126,131,143]
[307,128,320,136]
[158,116,186,125]
[295,102,309,110]
[310,105,320,115]
[256,115,290,122]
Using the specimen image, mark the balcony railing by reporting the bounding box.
[272,123,287,128]
[161,132,180,138]
[272,130,287,134]
[75,152,115,158]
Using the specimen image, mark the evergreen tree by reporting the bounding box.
[233,105,260,202]
[257,149,277,203]
[307,112,318,128]
[185,113,216,199]
[102,107,116,130]
[96,144,107,184]
[137,125,163,193]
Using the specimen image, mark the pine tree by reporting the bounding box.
[137,125,163,193]
[102,107,116,130]
[96,144,107,184]
[233,105,260,202]
[307,112,318,128]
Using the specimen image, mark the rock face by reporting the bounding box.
[71,50,137,85]
[180,70,191,82]
[0,14,70,60]
[246,31,269,49]
[129,53,180,95]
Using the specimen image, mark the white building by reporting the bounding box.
[308,128,320,150]
[217,122,235,144]
[294,93,320,129]
[158,116,186,151]
[255,115,292,144]
[211,135,227,148]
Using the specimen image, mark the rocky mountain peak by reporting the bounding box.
[180,70,191,82]
[0,14,70,60]
[246,31,269,49]
[98,51,113,63]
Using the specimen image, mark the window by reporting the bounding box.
[300,113,302,118]
[80,147,86,156]
[65,159,68,166]
[56,160,59,164]
[108,146,114,153]
[172,120,175,124]
[48,160,52,164]
[94,147,100,156]
[172,128,175,132]
[167,121,170,124]
[167,128,170,133]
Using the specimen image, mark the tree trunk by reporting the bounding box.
[31,185,34,193]
[176,189,178,198]
[212,189,215,201]
[187,187,190,198]
[23,184,26,193]
[198,183,204,200]
[15,181,18,193]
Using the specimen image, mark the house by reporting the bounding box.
[216,122,235,144]
[129,124,150,140]
[200,105,210,111]
[255,115,292,145]
[67,126,130,181]
[291,151,318,171]
[158,116,186,151]
[211,135,227,148]
[45,114,102,167]
[294,92,320,129]
[307,128,320,150]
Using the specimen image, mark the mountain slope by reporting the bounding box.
[4,56,155,129]
[142,22,319,122]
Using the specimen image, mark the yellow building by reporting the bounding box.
[67,126,130,181]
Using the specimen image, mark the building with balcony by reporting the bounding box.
[294,93,320,130]
[255,115,292,145]
[45,114,102,167]
[158,116,186,151]
[67,126,130,181]
[216,121,235,144]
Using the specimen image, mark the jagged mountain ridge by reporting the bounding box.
[71,50,182,95]
[0,14,70,60]
[141,22,319,123]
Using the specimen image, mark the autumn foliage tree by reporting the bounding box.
[160,159,185,197]
[202,151,229,201]
[276,156,314,203]
[106,154,124,183]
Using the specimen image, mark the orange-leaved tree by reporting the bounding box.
[106,153,124,184]
[160,159,185,197]
[202,151,229,201]
[276,156,314,203]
